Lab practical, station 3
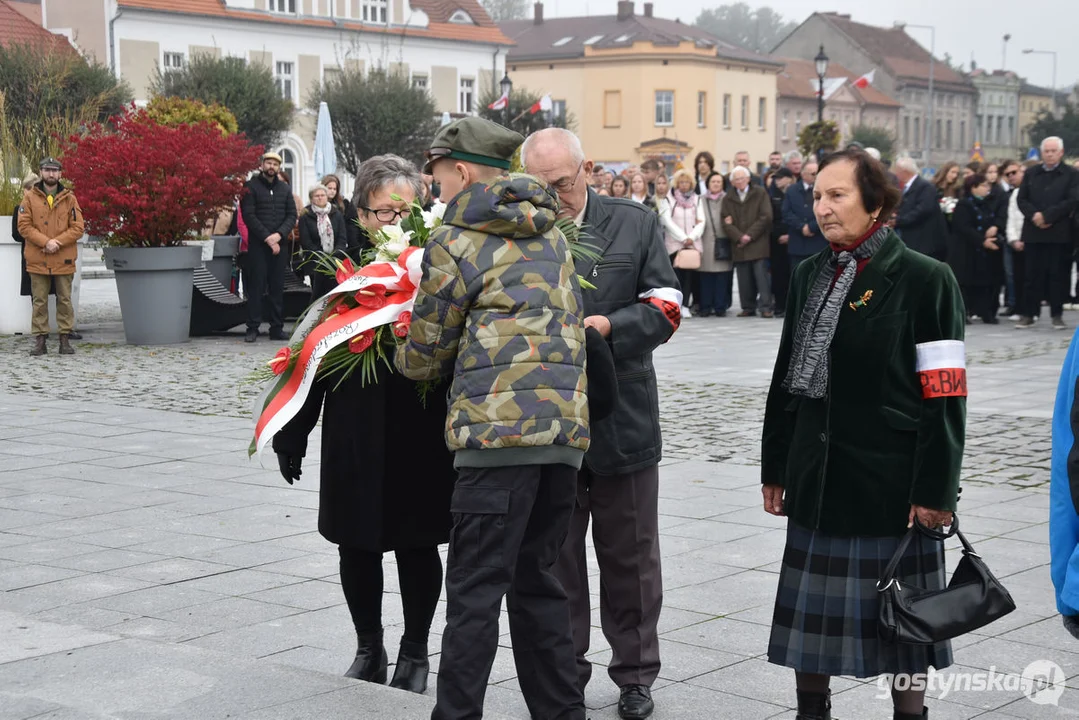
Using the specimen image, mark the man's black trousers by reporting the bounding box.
[243,240,287,332]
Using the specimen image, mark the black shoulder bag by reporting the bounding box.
[877,514,1015,645]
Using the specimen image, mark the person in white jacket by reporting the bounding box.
[662,168,705,317]
[1007,164,1028,321]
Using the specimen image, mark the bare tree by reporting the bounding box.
[481,0,528,22]
[695,3,797,54]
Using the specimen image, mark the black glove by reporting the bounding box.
[277,452,302,485]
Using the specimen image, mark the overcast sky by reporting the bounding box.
[538,0,1077,90]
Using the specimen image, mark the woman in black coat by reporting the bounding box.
[297,184,347,298]
[273,155,454,695]
[952,173,1004,324]
[321,173,361,249]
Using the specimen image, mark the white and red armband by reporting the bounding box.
[915,340,967,399]
[638,287,683,331]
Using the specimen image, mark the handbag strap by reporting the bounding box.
[877,514,960,592]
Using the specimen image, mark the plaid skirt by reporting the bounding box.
[767,523,954,678]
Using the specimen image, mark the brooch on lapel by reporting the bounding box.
[849,290,873,312]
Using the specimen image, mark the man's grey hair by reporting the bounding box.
[864,147,882,161]
[784,150,803,163]
[894,156,919,174]
[730,166,751,179]
[308,183,329,201]
[521,128,586,169]
[1042,136,1064,152]
[734,150,750,158]
[352,154,424,208]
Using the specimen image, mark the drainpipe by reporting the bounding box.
[109,5,123,79]
[491,47,500,96]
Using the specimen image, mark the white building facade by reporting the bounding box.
[41,0,513,195]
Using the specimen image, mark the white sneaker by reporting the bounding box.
[1008,314,1021,321]
[680,306,692,319]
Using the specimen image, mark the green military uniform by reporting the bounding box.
[397,117,588,720]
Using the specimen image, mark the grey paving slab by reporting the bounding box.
[0,609,116,664]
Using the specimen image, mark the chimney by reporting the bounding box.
[617,1,634,22]
[533,1,543,24]
[643,2,653,17]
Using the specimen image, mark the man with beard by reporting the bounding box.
[240,152,297,342]
[18,157,84,356]
[764,151,783,187]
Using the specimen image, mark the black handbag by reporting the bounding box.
[877,514,1015,645]
[714,236,732,262]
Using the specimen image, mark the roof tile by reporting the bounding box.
[0,0,72,50]
[776,56,900,107]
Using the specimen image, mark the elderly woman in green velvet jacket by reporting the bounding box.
[760,149,967,720]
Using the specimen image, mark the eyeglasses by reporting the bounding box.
[362,206,412,223]
[1004,169,1019,176]
[550,161,585,193]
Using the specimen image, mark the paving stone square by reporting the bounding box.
[0,279,1075,718]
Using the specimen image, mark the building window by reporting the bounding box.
[945,119,952,149]
[1008,116,1015,145]
[654,90,673,127]
[903,116,910,146]
[914,117,921,147]
[697,91,706,128]
[795,110,802,136]
[163,51,184,71]
[604,90,622,128]
[275,61,294,101]
[551,99,566,120]
[412,74,428,91]
[280,148,296,182]
[758,97,767,131]
[268,0,295,12]
[448,9,474,24]
[722,94,731,128]
[361,0,387,23]
[740,95,749,129]
[324,66,342,85]
[459,78,474,113]
[996,116,1004,146]
[960,120,966,150]
[781,110,789,140]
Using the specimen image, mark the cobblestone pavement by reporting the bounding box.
[0,280,1075,719]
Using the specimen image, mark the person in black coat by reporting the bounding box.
[272,154,454,695]
[953,174,1004,323]
[297,184,347,298]
[240,152,297,342]
[767,168,795,317]
[893,157,949,261]
[781,160,828,268]
[1015,137,1079,328]
[321,173,361,249]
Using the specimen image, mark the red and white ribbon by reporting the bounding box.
[250,247,424,457]
[916,340,967,399]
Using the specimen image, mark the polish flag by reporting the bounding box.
[487,91,509,111]
[853,69,876,89]
[529,94,553,114]
[916,340,967,399]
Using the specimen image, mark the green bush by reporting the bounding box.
[798,120,841,159]
[847,125,896,161]
[143,96,239,136]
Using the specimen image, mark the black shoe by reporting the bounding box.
[893,707,928,720]
[67,330,83,340]
[1063,614,1079,639]
[388,639,429,693]
[345,630,388,683]
[737,310,756,318]
[698,309,714,317]
[30,335,47,356]
[268,329,288,341]
[795,689,832,720]
[244,328,258,343]
[983,316,999,325]
[617,684,654,719]
[774,311,786,319]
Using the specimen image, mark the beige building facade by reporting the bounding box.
[502,2,781,173]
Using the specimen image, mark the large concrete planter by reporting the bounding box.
[207,235,241,288]
[103,245,203,345]
[0,228,84,335]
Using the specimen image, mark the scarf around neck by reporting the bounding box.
[311,203,335,253]
[706,189,724,202]
[782,223,889,398]
[673,188,697,210]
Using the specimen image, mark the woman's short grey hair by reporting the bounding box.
[521,128,586,169]
[351,154,424,208]
[730,166,751,179]
[308,183,329,201]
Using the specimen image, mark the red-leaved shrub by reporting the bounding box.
[62,106,263,247]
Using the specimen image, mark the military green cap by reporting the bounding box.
[423,117,524,174]
[39,157,62,171]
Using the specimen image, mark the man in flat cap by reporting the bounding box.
[18,157,84,356]
[396,116,590,720]
[239,151,296,342]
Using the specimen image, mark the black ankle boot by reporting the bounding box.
[894,708,928,720]
[344,630,387,683]
[796,689,832,720]
[389,639,429,693]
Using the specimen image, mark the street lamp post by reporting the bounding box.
[1023,48,1058,114]
[896,22,935,165]
[814,44,829,124]
[499,71,513,128]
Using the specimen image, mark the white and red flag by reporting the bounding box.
[529,94,553,114]
[853,69,876,89]
[487,91,509,111]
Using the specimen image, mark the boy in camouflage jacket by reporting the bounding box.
[395,117,589,720]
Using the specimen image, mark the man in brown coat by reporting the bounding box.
[18,157,84,356]
[722,165,774,317]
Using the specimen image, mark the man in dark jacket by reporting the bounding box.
[239,152,297,342]
[397,117,589,720]
[1016,137,1079,329]
[782,160,827,270]
[524,128,681,720]
[768,167,794,317]
[893,156,948,261]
